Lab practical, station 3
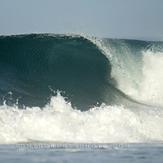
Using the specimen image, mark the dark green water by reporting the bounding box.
[0,34,121,110]
[0,34,162,110]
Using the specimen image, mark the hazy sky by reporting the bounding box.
[0,0,163,40]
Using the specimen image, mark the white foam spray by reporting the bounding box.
[86,36,163,106]
[0,94,163,144]
[135,51,163,106]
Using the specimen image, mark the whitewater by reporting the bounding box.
[0,34,163,144]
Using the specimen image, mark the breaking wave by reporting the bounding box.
[0,33,163,144]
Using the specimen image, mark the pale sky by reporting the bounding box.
[0,0,163,40]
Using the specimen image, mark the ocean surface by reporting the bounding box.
[1,143,163,163]
[0,33,163,162]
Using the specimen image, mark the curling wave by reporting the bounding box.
[0,33,163,144]
[0,34,136,110]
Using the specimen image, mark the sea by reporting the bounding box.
[0,33,163,162]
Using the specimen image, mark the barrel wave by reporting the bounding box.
[0,34,127,110]
[1,33,163,144]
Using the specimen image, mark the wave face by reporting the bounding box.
[0,34,116,110]
[0,33,163,144]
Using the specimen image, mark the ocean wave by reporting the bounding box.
[0,33,163,144]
